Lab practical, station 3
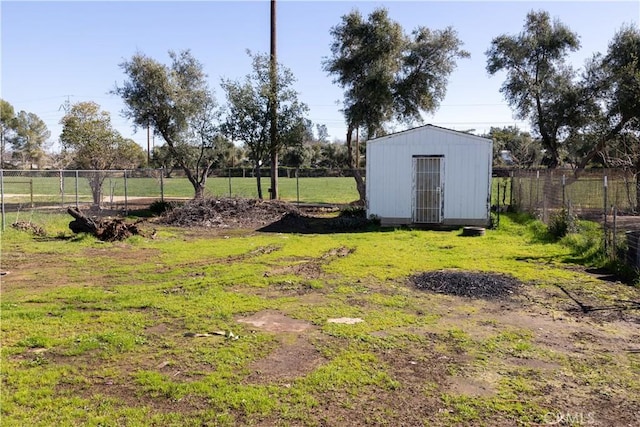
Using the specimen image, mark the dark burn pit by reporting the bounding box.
[411,270,522,300]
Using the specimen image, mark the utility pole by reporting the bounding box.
[269,0,278,200]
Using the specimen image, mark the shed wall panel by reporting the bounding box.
[366,125,492,225]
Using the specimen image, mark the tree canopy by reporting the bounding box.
[487,126,542,168]
[573,24,640,169]
[221,52,308,199]
[486,10,582,168]
[10,110,50,169]
[324,7,469,200]
[1,99,17,168]
[60,101,145,204]
[114,50,223,199]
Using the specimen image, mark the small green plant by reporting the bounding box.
[547,208,578,239]
[489,211,499,229]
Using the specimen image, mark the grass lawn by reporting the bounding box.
[1,211,639,426]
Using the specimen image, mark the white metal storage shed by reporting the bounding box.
[366,125,492,227]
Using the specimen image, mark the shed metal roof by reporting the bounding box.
[367,124,492,144]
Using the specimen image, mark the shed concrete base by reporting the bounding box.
[379,217,490,228]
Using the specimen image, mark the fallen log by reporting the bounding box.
[67,207,143,241]
[68,207,99,235]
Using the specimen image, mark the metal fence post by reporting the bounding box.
[296,168,300,205]
[29,179,34,208]
[124,170,128,215]
[75,170,79,209]
[562,174,566,208]
[612,205,617,261]
[228,167,232,197]
[496,180,501,226]
[509,171,514,207]
[160,168,165,202]
[1,169,5,231]
[535,170,540,208]
[60,170,65,208]
[604,176,608,255]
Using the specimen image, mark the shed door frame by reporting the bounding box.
[412,155,444,223]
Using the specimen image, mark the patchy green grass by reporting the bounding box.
[1,212,639,426]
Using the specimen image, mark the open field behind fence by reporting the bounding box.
[0,170,361,212]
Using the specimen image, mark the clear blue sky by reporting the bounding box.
[2,0,639,153]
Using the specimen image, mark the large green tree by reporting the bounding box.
[323,7,469,201]
[1,99,17,168]
[114,50,222,199]
[60,101,145,205]
[487,126,542,168]
[221,52,308,199]
[10,111,50,169]
[571,25,640,208]
[574,25,640,170]
[486,10,581,168]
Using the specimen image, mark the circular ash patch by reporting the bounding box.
[411,270,522,300]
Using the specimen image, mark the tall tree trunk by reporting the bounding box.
[89,173,106,207]
[180,162,206,200]
[194,183,205,200]
[186,174,206,200]
[270,151,278,200]
[346,125,366,203]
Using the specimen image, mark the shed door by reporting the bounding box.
[412,156,443,223]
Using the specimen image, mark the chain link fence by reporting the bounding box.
[504,168,640,270]
[4,166,640,271]
[0,167,365,228]
[0,169,166,213]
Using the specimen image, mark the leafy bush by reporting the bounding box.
[149,200,178,215]
[547,209,578,240]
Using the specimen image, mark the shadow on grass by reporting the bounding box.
[257,212,384,235]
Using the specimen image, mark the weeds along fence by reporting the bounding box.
[505,168,640,268]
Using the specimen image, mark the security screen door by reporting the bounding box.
[412,156,443,223]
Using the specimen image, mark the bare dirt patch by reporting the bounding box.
[448,375,495,397]
[238,311,325,385]
[245,335,325,384]
[236,310,315,333]
[267,246,354,280]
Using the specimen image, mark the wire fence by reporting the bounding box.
[0,169,166,212]
[0,167,364,219]
[3,167,640,271]
[504,168,640,270]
